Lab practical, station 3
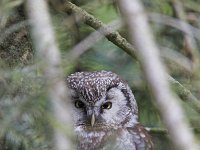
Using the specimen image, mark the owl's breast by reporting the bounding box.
[75,126,140,150]
[75,126,109,150]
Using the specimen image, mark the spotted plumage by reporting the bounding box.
[66,70,153,150]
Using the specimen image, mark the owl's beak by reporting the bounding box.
[91,113,95,127]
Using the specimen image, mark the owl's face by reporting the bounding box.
[66,71,138,130]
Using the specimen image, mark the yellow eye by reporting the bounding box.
[102,102,112,109]
[75,100,85,108]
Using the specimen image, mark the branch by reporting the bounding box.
[62,1,200,114]
[64,1,136,59]
[148,127,200,134]
[117,0,199,150]
[169,76,200,113]
[25,0,73,149]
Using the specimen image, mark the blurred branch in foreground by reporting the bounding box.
[25,0,73,149]
[61,1,200,114]
[117,0,199,150]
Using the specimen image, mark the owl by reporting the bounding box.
[66,70,153,150]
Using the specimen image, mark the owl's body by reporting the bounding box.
[66,71,152,150]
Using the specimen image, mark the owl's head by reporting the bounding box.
[66,71,138,129]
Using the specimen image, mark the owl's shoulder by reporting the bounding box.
[126,124,153,150]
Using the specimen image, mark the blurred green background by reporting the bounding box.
[0,0,200,149]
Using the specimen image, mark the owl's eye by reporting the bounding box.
[102,102,112,109]
[75,100,85,108]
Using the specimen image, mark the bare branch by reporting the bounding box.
[63,1,136,59]
[117,0,200,150]
[25,0,73,149]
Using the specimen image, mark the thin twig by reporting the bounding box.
[148,127,200,134]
